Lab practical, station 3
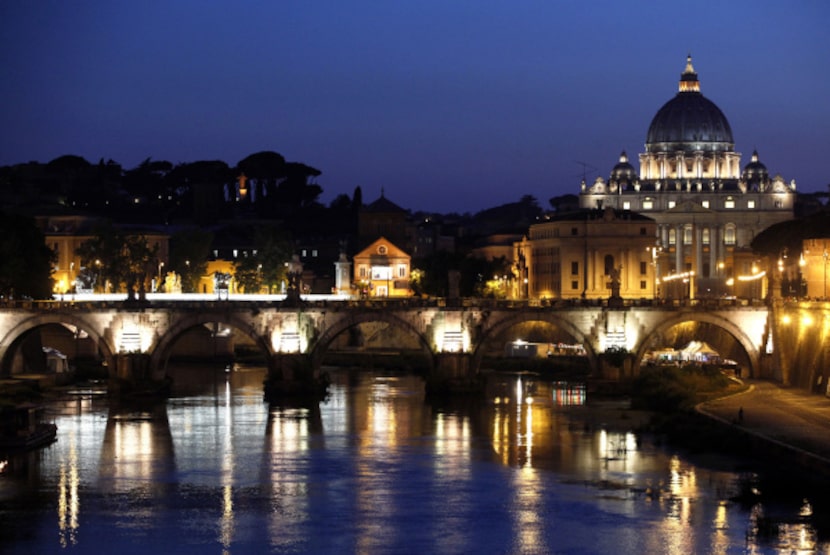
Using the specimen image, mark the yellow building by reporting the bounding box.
[353,237,411,298]
[802,238,830,299]
[516,207,657,300]
[38,214,169,294]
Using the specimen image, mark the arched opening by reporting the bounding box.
[473,314,596,377]
[0,317,113,383]
[151,316,274,395]
[636,318,755,378]
[310,313,435,377]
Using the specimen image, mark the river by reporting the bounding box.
[0,365,826,554]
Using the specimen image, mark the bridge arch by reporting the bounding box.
[309,310,435,372]
[634,312,761,376]
[0,313,117,376]
[472,311,599,374]
[150,312,276,380]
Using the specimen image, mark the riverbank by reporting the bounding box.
[697,379,830,477]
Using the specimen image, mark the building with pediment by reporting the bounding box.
[352,237,412,297]
[578,56,795,299]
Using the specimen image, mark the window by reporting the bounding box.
[669,229,677,245]
[725,197,735,209]
[377,245,387,255]
[747,200,755,209]
[570,227,578,236]
[702,228,710,244]
[640,261,647,275]
[640,227,647,235]
[571,280,579,290]
[372,266,392,280]
[640,280,647,289]
[724,225,736,245]
[668,201,676,209]
[301,249,307,257]
[398,264,406,277]
[359,266,367,278]
[571,261,579,275]
[701,200,710,208]
[643,198,653,210]
[774,199,783,208]
[312,249,318,257]
[622,201,631,210]
[683,226,693,245]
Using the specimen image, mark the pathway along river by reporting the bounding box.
[1,365,828,554]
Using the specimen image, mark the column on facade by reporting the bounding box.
[675,225,684,274]
[676,154,684,179]
[660,224,669,251]
[694,226,703,277]
[709,226,719,280]
[713,154,719,179]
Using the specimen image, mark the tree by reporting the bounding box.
[169,227,214,293]
[0,212,55,299]
[233,225,292,294]
[76,223,158,296]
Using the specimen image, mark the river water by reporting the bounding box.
[0,365,827,554]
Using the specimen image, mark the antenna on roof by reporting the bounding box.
[575,161,597,182]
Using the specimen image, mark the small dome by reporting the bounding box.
[742,150,769,185]
[645,56,734,151]
[610,151,637,186]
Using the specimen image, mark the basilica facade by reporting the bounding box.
[578,56,795,299]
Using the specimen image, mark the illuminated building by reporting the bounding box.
[352,237,412,297]
[578,56,795,299]
[515,207,657,300]
[801,238,830,299]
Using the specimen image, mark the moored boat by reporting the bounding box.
[0,404,57,450]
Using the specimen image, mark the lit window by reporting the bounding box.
[747,200,755,209]
[668,201,676,209]
[701,200,710,208]
[302,249,307,257]
[725,197,735,209]
[642,198,653,210]
[724,226,736,245]
[312,249,318,257]
[669,229,677,245]
[372,266,392,280]
[683,226,692,245]
[623,201,631,210]
[233,249,238,258]
[702,229,710,244]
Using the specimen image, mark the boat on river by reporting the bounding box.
[0,404,57,450]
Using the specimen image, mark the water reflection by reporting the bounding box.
[0,367,828,553]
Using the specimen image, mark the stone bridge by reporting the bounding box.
[0,297,788,396]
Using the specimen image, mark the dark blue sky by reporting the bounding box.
[2,1,828,213]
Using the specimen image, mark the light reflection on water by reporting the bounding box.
[0,365,827,554]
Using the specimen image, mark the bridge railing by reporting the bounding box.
[1,295,779,312]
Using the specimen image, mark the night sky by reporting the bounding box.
[2,1,828,213]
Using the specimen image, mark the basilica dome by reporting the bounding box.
[645,56,734,152]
